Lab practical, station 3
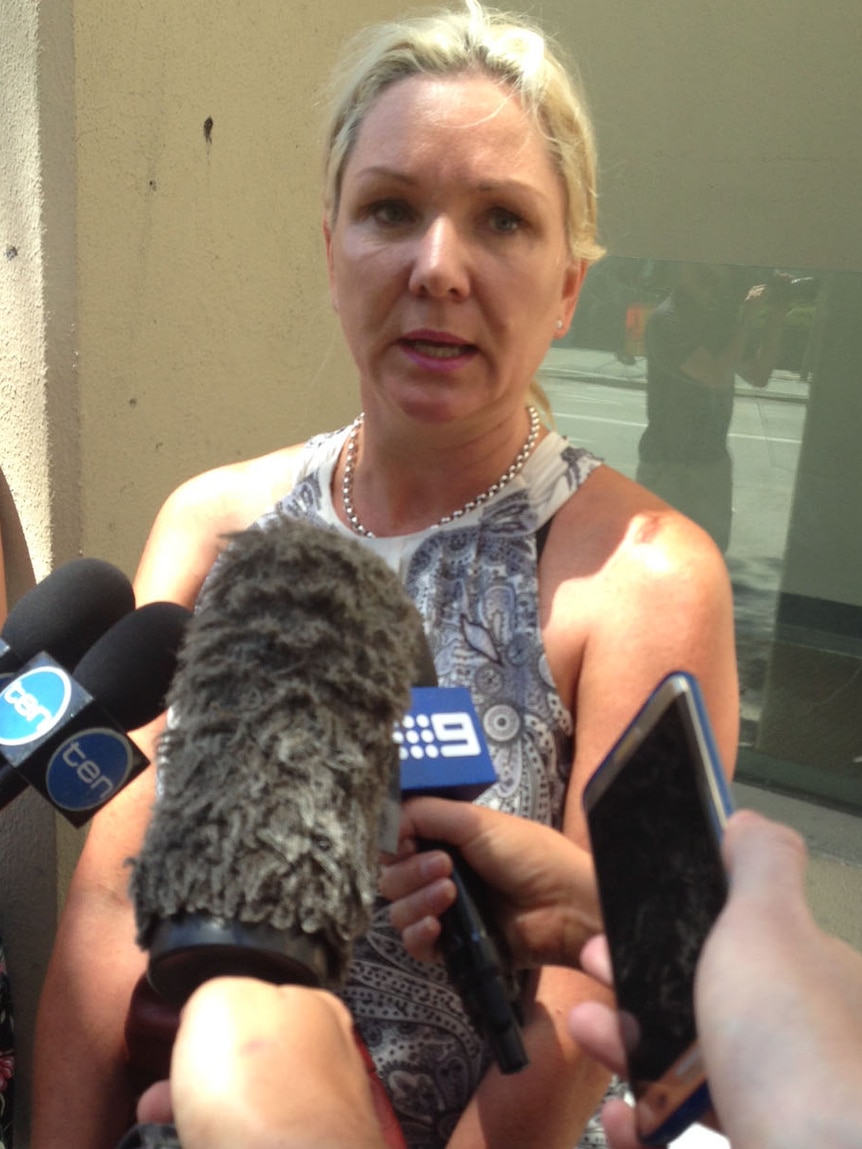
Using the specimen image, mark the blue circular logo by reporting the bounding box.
[46,728,134,812]
[0,667,72,746]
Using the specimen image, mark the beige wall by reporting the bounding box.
[0,3,80,1144]
[75,0,429,577]
[541,0,862,271]
[0,0,78,587]
[1,0,861,1143]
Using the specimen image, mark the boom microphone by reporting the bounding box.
[130,515,428,1008]
[0,601,190,824]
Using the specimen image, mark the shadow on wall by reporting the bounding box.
[0,470,35,610]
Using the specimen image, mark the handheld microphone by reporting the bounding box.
[0,557,137,807]
[129,515,429,1008]
[0,601,190,824]
[397,663,529,1076]
[0,556,135,683]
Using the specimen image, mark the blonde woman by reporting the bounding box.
[34,5,738,1147]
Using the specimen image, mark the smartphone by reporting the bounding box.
[583,671,733,1145]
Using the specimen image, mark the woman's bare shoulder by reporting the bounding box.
[164,443,306,527]
[544,466,739,796]
[134,443,307,607]
[551,464,728,592]
[541,465,734,698]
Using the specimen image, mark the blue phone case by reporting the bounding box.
[583,671,734,1145]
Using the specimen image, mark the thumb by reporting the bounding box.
[722,810,808,907]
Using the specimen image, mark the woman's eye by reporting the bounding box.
[488,207,525,233]
[370,200,413,226]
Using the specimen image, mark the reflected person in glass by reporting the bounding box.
[636,263,792,552]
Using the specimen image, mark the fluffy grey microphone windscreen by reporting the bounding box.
[129,514,428,1003]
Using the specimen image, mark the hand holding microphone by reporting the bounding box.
[383,799,601,970]
[396,674,529,1075]
[134,979,390,1149]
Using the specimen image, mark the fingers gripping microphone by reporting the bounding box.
[129,515,429,1009]
[397,671,529,1075]
[0,602,190,824]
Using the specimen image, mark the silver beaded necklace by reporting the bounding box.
[341,406,541,539]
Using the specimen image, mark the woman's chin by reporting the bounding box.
[377,382,499,429]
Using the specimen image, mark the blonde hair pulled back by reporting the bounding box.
[322,0,603,265]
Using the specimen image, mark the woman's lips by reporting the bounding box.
[399,333,477,371]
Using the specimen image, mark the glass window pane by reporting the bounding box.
[542,258,862,813]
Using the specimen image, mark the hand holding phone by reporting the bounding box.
[583,672,733,1146]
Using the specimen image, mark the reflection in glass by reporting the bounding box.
[541,257,862,813]
[636,264,807,553]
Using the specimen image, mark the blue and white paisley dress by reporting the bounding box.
[257,426,619,1149]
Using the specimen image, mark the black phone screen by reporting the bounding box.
[586,692,728,1087]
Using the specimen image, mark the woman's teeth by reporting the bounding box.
[411,341,469,359]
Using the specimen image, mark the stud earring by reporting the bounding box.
[555,319,563,331]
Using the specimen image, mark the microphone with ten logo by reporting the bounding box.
[0,557,137,807]
[0,556,135,683]
[0,601,191,824]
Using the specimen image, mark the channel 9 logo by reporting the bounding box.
[397,686,497,797]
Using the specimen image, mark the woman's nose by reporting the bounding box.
[407,216,470,300]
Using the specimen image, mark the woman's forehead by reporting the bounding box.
[360,72,529,139]
[345,73,559,191]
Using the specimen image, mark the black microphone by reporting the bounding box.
[129,515,429,1009]
[396,660,529,1076]
[0,557,135,683]
[0,557,136,807]
[0,601,190,824]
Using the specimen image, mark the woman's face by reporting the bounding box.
[324,73,585,427]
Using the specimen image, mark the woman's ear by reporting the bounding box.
[555,258,589,338]
[323,215,339,312]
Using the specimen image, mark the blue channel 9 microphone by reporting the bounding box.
[396,649,529,1076]
[0,601,191,825]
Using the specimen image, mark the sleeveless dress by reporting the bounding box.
[255,426,621,1149]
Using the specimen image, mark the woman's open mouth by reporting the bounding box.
[399,333,477,371]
